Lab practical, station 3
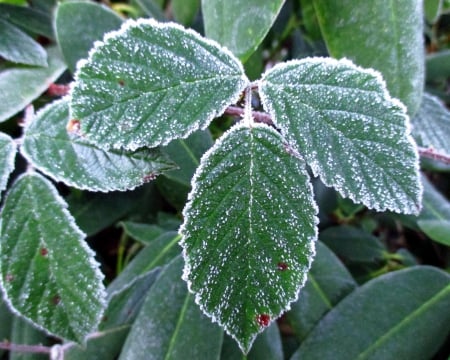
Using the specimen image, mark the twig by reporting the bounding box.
[224,106,274,126]
[0,342,52,354]
[418,147,450,165]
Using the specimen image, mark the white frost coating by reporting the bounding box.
[0,172,107,343]
[0,133,17,194]
[70,18,249,151]
[180,123,319,353]
[259,56,423,215]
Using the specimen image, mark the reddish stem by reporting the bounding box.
[0,342,52,354]
[418,147,450,165]
[47,83,70,97]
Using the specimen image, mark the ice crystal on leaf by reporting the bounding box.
[180,123,318,353]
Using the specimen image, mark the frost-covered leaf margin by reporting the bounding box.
[259,57,422,214]
[70,18,249,150]
[0,133,16,198]
[0,172,106,343]
[180,123,318,353]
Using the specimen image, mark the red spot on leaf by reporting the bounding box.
[256,314,270,327]
[277,262,288,271]
[118,79,125,86]
[52,295,61,305]
[40,248,48,256]
[143,173,157,182]
[67,119,81,133]
[5,274,14,282]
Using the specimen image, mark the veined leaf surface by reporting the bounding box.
[0,173,106,342]
[21,98,176,192]
[181,123,318,353]
[260,57,422,214]
[70,18,248,150]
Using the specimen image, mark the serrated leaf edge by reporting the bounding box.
[0,172,107,343]
[259,56,423,215]
[180,122,319,353]
[70,18,249,151]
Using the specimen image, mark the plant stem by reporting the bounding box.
[418,147,450,165]
[0,342,52,354]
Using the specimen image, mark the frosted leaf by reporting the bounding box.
[118,257,223,360]
[0,132,16,201]
[0,173,106,343]
[180,123,318,353]
[202,0,285,62]
[313,0,424,116]
[412,92,450,157]
[70,18,249,150]
[259,57,422,215]
[21,98,176,192]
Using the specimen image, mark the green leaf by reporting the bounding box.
[286,241,357,341]
[10,316,49,360]
[0,132,16,200]
[313,0,424,116]
[52,326,129,360]
[425,0,442,23]
[70,18,248,150]
[426,50,450,80]
[0,18,47,66]
[106,231,181,296]
[291,266,450,360]
[133,0,166,20]
[0,298,13,358]
[0,173,106,343]
[119,221,165,245]
[221,323,283,360]
[0,46,66,123]
[259,57,422,215]
[0,4,54,39]
[156,129,213,210]
[417,176,450,246]
[202,0,285,62]
[118,257,223,360]
[101,269,161,330]
[172,0,199,25]
[55,1,123,74]
[21,98,176,192]
[319,226,386,263]
[180,124,318,353]
[412,92,450,157]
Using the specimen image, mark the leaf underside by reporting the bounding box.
[21,98,176,192]
[70,18,248,150]
[260,57,422,214]
[181,123,318,353]
[0,173,106,342]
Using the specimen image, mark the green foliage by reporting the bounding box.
[0,0,449,359]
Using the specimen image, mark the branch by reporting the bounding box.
[0,342,52,354]
[418,147,450,165]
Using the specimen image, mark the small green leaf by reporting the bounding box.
[172,0,199,25]
[291,266,450,360]
[119,221,165,245]
[0,4,54,39]
[133,0,166,20]
[417,175,450,246]
[10,316,50,360]
[202,0,285,62]
[106,231,181,296]
[118,257,223,360]
[0,18,47,66]
[70,18,248,150]
[412,92,450,157]
[21,98,176,192]
[425,0,442,23]
[0,173,106,343]
[0,46,66,123]
[426,50,450,80]
[313,0,424,116]
[260,57,422,214]
[55,1,123,73]
[181,124,318,353]
[286,241,357,341]
[157,130,213,210]
[319,226,386,263]
[0,132,16,200]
